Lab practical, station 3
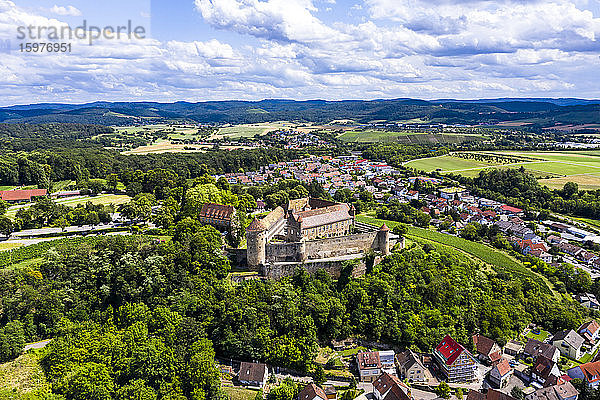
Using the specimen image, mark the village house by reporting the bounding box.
[433,335,477,382]
[578,320,600,345]
[524,338,560,362]
[567,360,600,388]
[238,362,268,388]
[552,330,585,360]
[473,334,502,364]
[396,349,428,383]
[575,293,600,310]
[489,358,513,388]
[299,384,327,400]
[467,389,517,400]
[357,351,381,382]
[525,382,579,400]
[373,372,412,400]
[504,340,524,357]
[379,350,397,375]
[532,355,561,386]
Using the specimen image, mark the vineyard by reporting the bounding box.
[0,237,103,269]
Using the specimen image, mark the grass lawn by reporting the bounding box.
[525,329,550,342]
[356,215,558,297]
[223,386,259,400]
[0,352,51,395]
[339,347,367,357]
[6,194,131,219]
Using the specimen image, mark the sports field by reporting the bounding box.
[406,151,600,189]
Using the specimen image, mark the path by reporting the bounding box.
[23,339,52,352]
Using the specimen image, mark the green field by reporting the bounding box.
[404,155,495,172]
[5,194,130,219]
[216,122,291,139]
[339,131,486,144]
[356,215,558,297]
[406,151,600,190]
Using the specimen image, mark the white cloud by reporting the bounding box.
[50,5,82,16]
[0,0,600,105]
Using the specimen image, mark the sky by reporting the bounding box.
[0,0,599,106]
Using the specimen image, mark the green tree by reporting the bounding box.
[313,364,326,386]
[435,382,451,399]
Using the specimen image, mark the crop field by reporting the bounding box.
[339,131,486,144]
[356,215,557,297]
[407,151,600,189]
[214,122,292,139]
[123,139,208,154]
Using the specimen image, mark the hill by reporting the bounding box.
[1,98,599,126]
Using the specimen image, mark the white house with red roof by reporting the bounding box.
[433,335,478,382]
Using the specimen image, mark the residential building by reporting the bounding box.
[433,335,477,382]
[467,389,518,400]
[373,372,412,400]
[357,351,381,382]
[324,386,337,400]
[525,382,579,400]
[396,349,427,383]
[532,355,561,386]
[473,334,502,364]
[238,362,268,388]
[578,320,600,345]
[489,358,513,388]
[504,340,524,356]
[299,384,327,400]
[379,350,397,375]
[524,338,560,362]
[552,330,585,360]
[567,361,600,388]
[575,293,600,309]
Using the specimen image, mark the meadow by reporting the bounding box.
[5,194,131,219]
[338,130,486,144]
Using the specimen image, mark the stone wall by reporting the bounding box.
[265,241,304,263]
[262,256,372,280]
[304,231,381,260]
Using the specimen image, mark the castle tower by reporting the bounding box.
[378,223,390,255]
[246,218,267,269]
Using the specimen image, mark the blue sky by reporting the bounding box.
[0,0,599,106]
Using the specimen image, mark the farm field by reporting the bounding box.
[356,215,558,297]
[339,131,487,144]
[123,139,208,154]
[407,151,600,190]
[214,122,292,139]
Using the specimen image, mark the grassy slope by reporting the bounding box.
[356,215,558,297]
[0,352,51,397]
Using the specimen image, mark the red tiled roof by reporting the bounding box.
[494,358,512,377]
[0,189,47,201]
[501,205,523,213]
[198,203,235,220]
[299,383,327,400]
[436,335,465,366]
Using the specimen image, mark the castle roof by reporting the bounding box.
[247,218,265,232]
[294,204,352,229]
[198,203,235,220]
[380,224,390,231]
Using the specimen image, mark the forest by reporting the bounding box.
[0,224,586,399]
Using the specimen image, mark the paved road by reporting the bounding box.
[23,339,52,351]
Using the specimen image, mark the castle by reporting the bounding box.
[245,197,401,279]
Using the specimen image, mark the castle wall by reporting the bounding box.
[266,241,304,263]
[304,231,381,259]
[262,255,384,280]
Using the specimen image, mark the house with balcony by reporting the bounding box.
[433,335,477,382]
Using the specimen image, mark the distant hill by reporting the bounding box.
[0,98,598,126]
